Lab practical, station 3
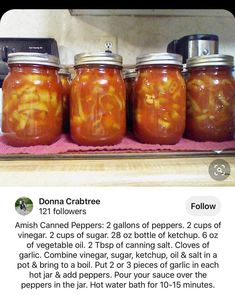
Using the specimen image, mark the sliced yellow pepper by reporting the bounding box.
[145,94,155,105]
[55,103,62,116]
[195,114,208,121]
[21,109,34,116]
[169,81,178,93]
[112,122,121,130]
[50,92,57,108]
[208,95,215,109]
[136,112,142,124]
[71,115,84,125]
[18,102,48,112]
[12,110,21,121]
[171,110,180,120]
[23,85,36,93]
[159,118,170,128]
[102,115,113,128]
[191,99,201,113]
[3,93,18,113]
[93,85,103,94]
[25,74,48,83]
[80,75,89,82]
[39,89,50,103]
[108,86,115,94]
[16,84,32,95]
[99,94,123,111]
[159,97,167,104]
[154,99,160,108]
[78,98,86,121]
[222,79,232,86]
[172,103,180,110]
[139,72,148,78]
[217,91,229,106]
[20,92,39,103]
[188,79,204,87]
[92,118,102,128]
[16,113,28,131]
[140,84,153,94]
[172,90,180,101]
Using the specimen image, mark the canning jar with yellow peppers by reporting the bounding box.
[186,54,235,142]
[70,52,126,146]
[2,52,62,146]
[133,53,186,144]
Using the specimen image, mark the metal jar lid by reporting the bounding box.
[59,65,71,76]
[74,52,123,67]
[123,67,137,79]
[136,53,183,67]
[7,52,60,68]
[186,54,234,68]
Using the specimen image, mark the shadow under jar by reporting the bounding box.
[133,53,186,144]
[2,52,62,147]
[70,52,126,146]
[186,54,235,142]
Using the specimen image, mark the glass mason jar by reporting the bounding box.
[70,52,126,146]
[133,53,186,144]
[123,67,137,131]
[2,52,62,146]
[59,66,71,133]
[186,54,235,142]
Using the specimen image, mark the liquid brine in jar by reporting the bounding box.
[133,53,186,144]
[2,52,63,146]
[70,52,126,146]
[186,55,235,142]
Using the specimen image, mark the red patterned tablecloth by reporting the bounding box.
[0,134,235,155]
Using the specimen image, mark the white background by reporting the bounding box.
[0,186,234,294]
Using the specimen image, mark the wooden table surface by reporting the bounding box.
[0,155,234,186]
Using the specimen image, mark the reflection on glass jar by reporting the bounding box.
[123,67,136,132]
[59,66,71,133]
[186,55,235,142]
[2,52,62,146]
[70,52,126,146]
[133,53,186,144]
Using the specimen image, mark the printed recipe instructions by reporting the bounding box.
[0,187,234,294]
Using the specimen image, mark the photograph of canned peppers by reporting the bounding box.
[2,65,63,147]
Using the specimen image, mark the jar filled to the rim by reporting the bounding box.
[2,52,62,146]
[70,52,126,146]
[186,54,235,142]
[133,53,186,144]
[123,67,137,131]
[59,66,71,133]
